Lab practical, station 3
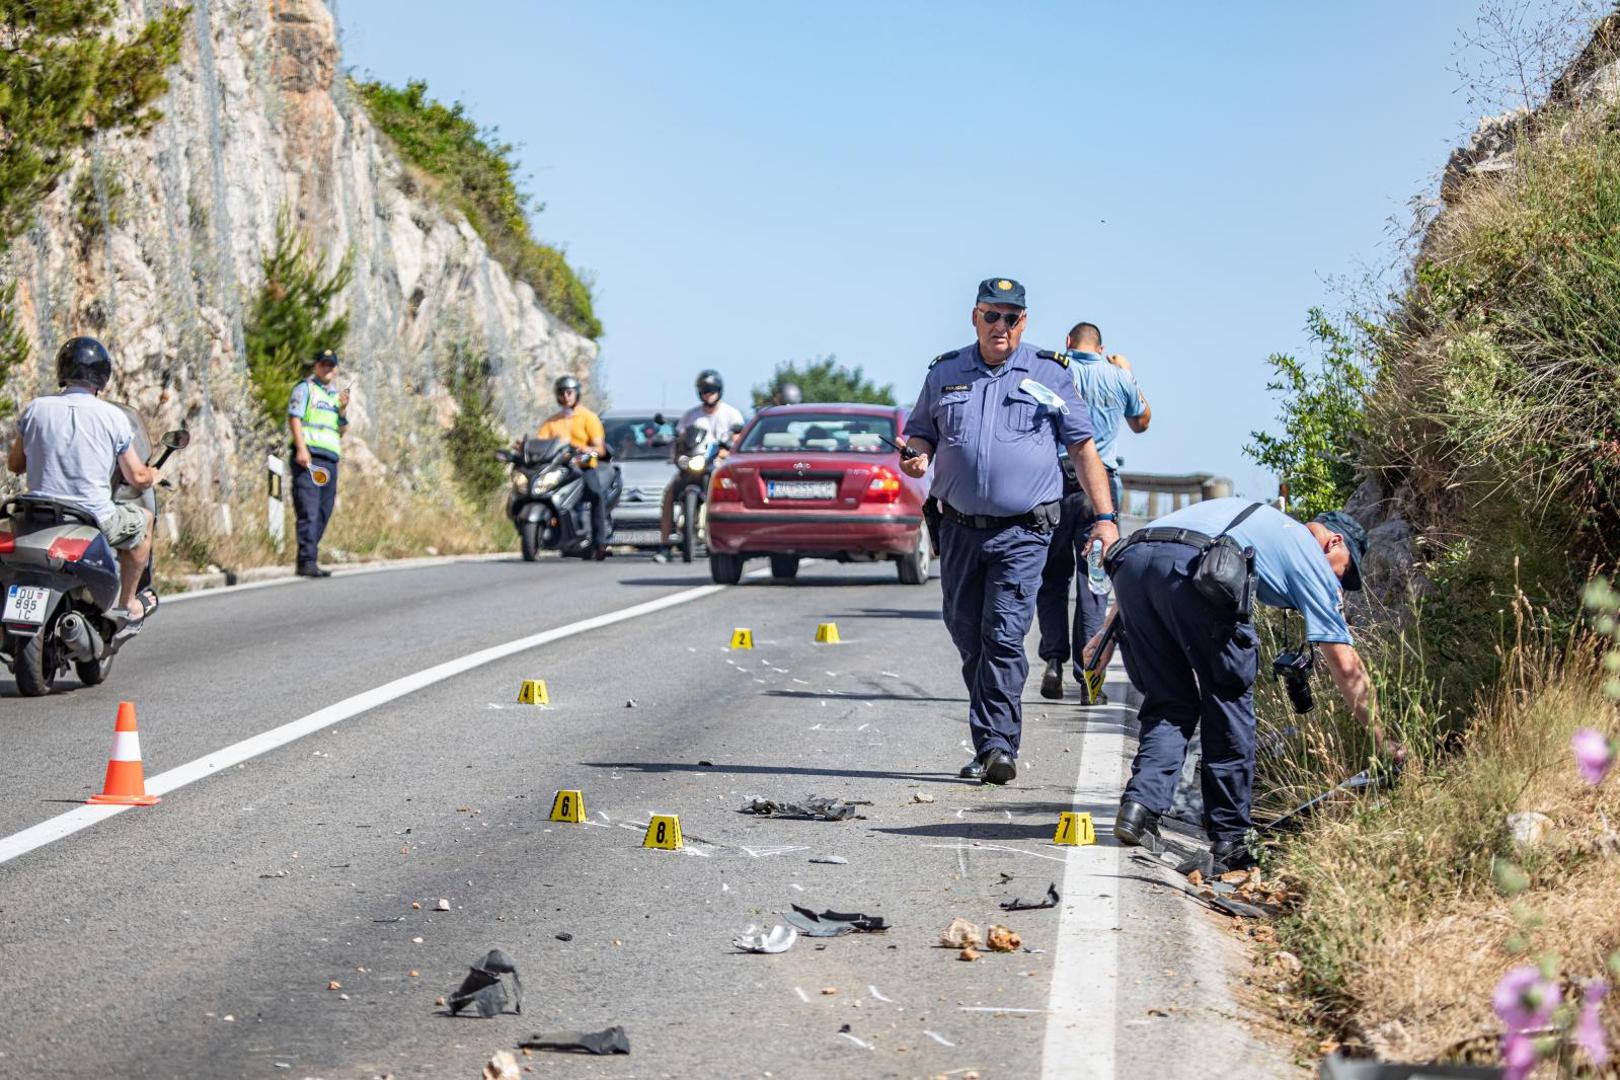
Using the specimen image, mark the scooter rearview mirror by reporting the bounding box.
[161,429,191,450]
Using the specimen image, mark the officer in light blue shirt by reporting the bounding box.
[901,277,1120,786]
[1036,321,1152,701]
[1105,497,1392,872]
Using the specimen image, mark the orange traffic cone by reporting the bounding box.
[87,701,160,806]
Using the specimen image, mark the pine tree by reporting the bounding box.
[752,356,896,408]
[244,213,353,429]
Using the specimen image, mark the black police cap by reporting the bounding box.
[312,348,340,367]
[976,278,1026,309]
[1313,510,1368,592]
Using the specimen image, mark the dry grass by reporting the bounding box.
[1270,638,1620,1067]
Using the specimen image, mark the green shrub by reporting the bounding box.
[751,356,896,408]
[441,339,507,503]
[243,212,352,430]
[353,78,601,340]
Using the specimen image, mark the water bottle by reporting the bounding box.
[1086,538,1112,596]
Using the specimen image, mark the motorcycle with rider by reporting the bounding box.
[658,369,746,563]
[500,374,622,562]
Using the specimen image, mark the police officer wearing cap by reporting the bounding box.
[901,278,1120,785]
[288,348,349,577]
[1102,498,1394,870]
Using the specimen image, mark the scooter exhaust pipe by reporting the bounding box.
[57,612,102,662]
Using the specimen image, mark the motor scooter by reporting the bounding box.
[0,427,190,696]
[497,436,623,562]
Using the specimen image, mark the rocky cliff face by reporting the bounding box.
[1,0,596,509]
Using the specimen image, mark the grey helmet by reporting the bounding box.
[56,336,113,391]
[695,369,723,398]
[554,374,582,404]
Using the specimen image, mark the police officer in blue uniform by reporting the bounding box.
[1036,321,1151,701]
[1105,497,1393,870]
[901,278,1121,785]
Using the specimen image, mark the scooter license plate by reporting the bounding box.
[3,585,49,625]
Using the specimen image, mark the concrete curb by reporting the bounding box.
[160,550,519,601]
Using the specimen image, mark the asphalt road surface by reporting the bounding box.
[0,556,1291,1079]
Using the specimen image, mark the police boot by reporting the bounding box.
[959,751,988,780]
[1039,658,1064,700]
[1210,838,1258,874]
[980,749,1017,786]
[1114,799,1163,852]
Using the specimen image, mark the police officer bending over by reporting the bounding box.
[1105,497,1389,871]
[901,277,1120,786]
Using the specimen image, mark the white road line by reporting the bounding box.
[163,552,517,605]
[1041,665,1131,1080]
[0,581,728,867]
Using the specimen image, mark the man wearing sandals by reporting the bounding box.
[6,337,161,621]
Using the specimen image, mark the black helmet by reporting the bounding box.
[778,381,803,405]
[56,336,113,391]
[554,374,581,403]
[696,369,723,398]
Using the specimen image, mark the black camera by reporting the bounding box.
[1272,646,1317,714]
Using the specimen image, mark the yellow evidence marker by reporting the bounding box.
[1081,670,1107,705]
[814,622,841,644]
[643,814,684,850]
[1053,811,1096,846]
[549,789,585,823]
[729,628,754,650]
[517,679,550,705]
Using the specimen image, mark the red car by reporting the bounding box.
[705,403,931,585]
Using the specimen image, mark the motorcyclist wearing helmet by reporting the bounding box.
[6,337,162,621]
[658,369,747,553]
[531,373,611,560]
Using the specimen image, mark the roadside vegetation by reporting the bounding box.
[0,0,188,409]
[243,212,353,429]
[1243,8,1620,1070]
[751,356,896,408]
[353,78,601,340]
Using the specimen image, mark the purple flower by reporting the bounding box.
[1494,965,1562,1031]
[1502,1030,1538,1080]
[1575,980,1610,1067]
[1572,728,1615,785]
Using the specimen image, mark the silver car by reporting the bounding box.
[602,411,678,548]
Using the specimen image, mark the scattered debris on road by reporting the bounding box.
[986,924,1021,952]
[836,1024,874,1050]
[999,882,1060,911]
[958,945,981,961]
[939,917,981,949]
[435,898,450,912]
[783,905,888,936]
[912,792,935,804]
[733,924,797,954]
[554,932,573,942]
[519,1026,630,1055]
[259,870,289,879]
[327,980,342,991]
[448,949,523,1018]
[624,699,637,708]
[740,795,870,820]
[482,1050,520,1080]
[808,855,848,865]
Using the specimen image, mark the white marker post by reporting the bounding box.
[266,453,286,553]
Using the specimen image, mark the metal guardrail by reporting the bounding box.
[1118,472,1233,533]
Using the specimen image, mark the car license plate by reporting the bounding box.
[3,585,49,624]
[768,480,836,500]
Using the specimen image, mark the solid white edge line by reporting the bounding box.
[0,580,730,867]
[1041,664,1131,1080]
[162,552,519,605]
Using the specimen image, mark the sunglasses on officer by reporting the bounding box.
[976,307,1024,326]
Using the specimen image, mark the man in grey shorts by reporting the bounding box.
[6,337,162,620]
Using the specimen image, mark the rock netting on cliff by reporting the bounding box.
[1,0,596,511]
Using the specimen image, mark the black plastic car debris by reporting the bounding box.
[740,796,870,821]
[448,948,523,1018]
[782,904,888,937]
[520,1026,630,1055]
[1000,882,1060,911]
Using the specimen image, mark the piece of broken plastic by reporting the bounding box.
[448,948,523,1017]
[520,1026,630,1055]
[782,904,888,937]
[1000,882,1060,911]
[809,855,848,865]
[740,796,868,821]
[733,924,798,954]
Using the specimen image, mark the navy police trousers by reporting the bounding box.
[292,455,339,568]
[1035,490,1108,673]
[939,518,1051,758]
[1112,539,1259,842]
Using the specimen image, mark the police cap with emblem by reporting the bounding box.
[976,277,1026,309]
[312,348,340,368]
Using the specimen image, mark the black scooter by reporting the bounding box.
[498,436,623,562]
[0,427,189,696]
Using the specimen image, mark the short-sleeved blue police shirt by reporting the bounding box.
[1148,497,1352,645]
[902,342,1094,517]
[1067,351,1146,469]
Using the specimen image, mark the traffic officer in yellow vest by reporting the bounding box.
[287,348,349,577]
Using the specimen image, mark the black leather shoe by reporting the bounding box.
[296,564,327,578]
[1210,839,1258,873]
[1114,799,1163,851]
[981,749,1017,785]
[1039,658,1063,700]
[959,753,986,780]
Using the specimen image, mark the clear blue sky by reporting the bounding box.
[338,1,1509,496]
